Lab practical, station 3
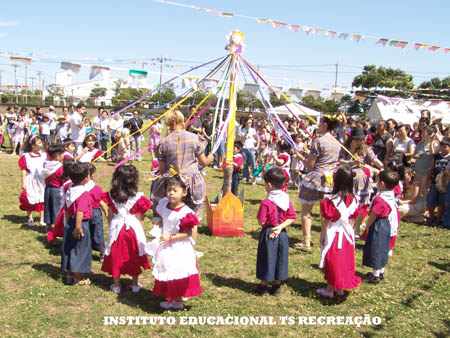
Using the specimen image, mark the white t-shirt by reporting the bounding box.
[393,138,415,154]
[100,118,110,132]
[69,111,85,142]
[40,121,50,135]
[109,118,124,132]
[240,127,258,150]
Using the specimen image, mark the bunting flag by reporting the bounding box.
[304,89,321,99]
[129,69,148,88]
[10,56,32,65]
[152,0,449,54]
[199,78,219,90]
[89,65,110,80]
[287,88,304,100]
[182,76,199,90]
[243,83,260,95]
[61,61,81,73]
[328,92,344,102]
[377,38,389,46]
[268,86,283,98]
[288,24,301,32]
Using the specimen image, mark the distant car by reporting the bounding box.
[123,112,133,121]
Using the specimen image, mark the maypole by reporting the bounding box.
[222,30,244,195]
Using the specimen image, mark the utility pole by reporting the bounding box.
[30,76,35,93]
[0,69,4,88]
[12,64,19,104]
[334,61,339,90]
[25,64,28,103]
[152,55,171,96]
[36,71,42,92]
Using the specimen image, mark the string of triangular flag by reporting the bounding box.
[152,0,450,54]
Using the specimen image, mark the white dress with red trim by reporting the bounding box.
[147,197,202,301]
[78,148,103,163]
[18,152,46,212]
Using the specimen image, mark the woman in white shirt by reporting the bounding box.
[392,124,416,166]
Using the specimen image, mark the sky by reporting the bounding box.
[0,0,449,94]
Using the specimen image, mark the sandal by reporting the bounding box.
[294,241,311,251]
[73,278,91,286]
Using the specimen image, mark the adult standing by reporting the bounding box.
[392,124,416,167]
[339,127,383,237]
[69,103,87,155]
[202,112,214,157]
[151,110,213,220]
[93,107,104,141]
[372,120,393,167]
[47,106,57,144]
[124,110,144,161]
[96,110,110,157]
[5,106,17,153]
[296,116,341,250]
[239,118,260,182]
[108,112,124,162]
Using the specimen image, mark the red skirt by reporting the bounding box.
[101,226,151,278]
[389,236,396,250]
[153,274,202,301]
[47,208,65,242]
[19,189,44,212]
[324,236,361,290]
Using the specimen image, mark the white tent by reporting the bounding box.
[272,103,321,121]
[367,95,450,125]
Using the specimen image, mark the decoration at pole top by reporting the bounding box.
[225,30,245,55]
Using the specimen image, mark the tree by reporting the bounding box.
[151,87,176,104]
[416,76,450,100]
[352,65,414,97]
[89,86,107,99]
[113,79,127,96]
[300,95,340,114]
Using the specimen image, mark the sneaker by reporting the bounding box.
[213,165,218,169]
[160,301,172,309]
[269,284,281,296]
[388,249,393,256]
[253,284,268,296]
[364,272,381,284]
[131,284,142,293]
[27,220,34,227]
[252,181,256,185]
[39,221,46,227]
[110,284,121,294]
[335,289,344,296]
[316,288,334,298]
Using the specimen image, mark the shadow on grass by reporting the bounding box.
[285,276,350,305]
[20,224,47,234]
[428,261,450,273]
[3,214,28,226]
[245,199,263,206]
[36,235,62,256]
[203,272,256,295]
[431,319,450,338]
[361,315,390,338]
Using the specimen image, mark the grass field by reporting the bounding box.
[0,150,448,337]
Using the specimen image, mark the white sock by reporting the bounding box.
[380,267,385,274]
[372,269,381,277]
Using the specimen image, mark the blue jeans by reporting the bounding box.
[242,148,256,181]
[131,135,142,160]
[231,170,240,196]
[443,185,450,229]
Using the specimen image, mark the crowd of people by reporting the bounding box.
[2,102,450,308]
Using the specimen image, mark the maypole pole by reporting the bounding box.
[206,30,245,237]
[222,30,244,195]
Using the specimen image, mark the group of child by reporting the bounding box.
[18,131,201,310]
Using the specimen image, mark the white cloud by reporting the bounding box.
[0,21,20,27]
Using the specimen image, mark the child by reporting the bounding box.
[101,164,151,294]
[363,170,400,284]
[62,138,75,159]
[42,144,65,231]
[398,167,425,224]
[254,168,296,296]
[252,141,271,185]
[61,162,93,286]
[271,141,291,191]
[55,116,70,143]
[84,118,94,134]
[40,115,51,150]
[18,135,47,226]
[47,158,75,242]
[85,163,108,261]
[12,114,26,156]
[149,119,163,160]
[148,175,202,310]
[317,166,362,298]
[426,139,450,226]
[231,141,244,196]
[290,133,307,187]
[76,133,104,163]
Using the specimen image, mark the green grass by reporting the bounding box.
[0,149,449,337]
